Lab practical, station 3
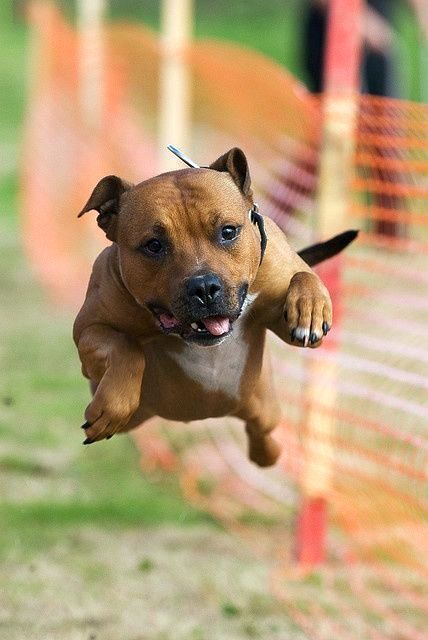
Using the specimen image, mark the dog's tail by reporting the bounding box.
[298,230,358,267]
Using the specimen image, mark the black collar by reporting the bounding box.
[249,203,267,265]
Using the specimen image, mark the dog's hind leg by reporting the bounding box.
[244,412,282,467]
[236,356,282,467]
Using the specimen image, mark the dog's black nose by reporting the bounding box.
[186,273,222,306]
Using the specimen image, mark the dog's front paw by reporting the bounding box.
[284,271,332,347]
[81,373,141,444]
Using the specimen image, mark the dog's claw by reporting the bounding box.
[322,322,330,336]
[291,328,296,342]
[310,332,318,344]
[106,435,112,440]
[83,437,94,445]
[293,327,310,346]
[81,421,90,430]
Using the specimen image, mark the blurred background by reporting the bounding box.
[1,1,428,639]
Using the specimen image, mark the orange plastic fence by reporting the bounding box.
[22,4,428,639]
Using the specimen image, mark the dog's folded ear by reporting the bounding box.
[78,175,133,241]
[209,148,252,197]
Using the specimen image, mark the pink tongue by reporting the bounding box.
[159,313,180,329]
[201,316,230,336]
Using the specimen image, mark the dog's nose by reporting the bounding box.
[186,273,223,306]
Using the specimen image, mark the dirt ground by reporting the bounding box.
[1,524,311,640]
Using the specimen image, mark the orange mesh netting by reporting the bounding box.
[21,4,428,639]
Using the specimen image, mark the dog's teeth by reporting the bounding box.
[190,320,208,333]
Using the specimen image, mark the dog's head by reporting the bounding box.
[79,149,263,346]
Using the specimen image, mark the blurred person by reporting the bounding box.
[303,0,428,96]
[302,0,428,237]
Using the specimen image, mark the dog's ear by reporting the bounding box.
[209,148,252,197]
[77,175,133,241]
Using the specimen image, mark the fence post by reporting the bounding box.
[158,0,194,172]
[296,0,363,567]
[77,0,107,131]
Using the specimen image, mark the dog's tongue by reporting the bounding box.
[201,316,230,336]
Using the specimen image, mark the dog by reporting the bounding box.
[74,148,356,467]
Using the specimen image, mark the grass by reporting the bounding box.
[0,17,26,142]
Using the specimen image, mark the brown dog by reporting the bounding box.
[74,148,356,466]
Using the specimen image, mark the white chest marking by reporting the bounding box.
[240,292,258,315]
[170,325,247,397]
[170,293,258,397]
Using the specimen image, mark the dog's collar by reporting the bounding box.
[168,145,267,265]
[249,203,267,265]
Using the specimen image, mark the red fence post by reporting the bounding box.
[296,0,363,568]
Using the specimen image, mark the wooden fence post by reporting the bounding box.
[77,0,107,131]
[158,0,194,172]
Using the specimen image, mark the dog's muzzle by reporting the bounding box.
[149,281,248,346]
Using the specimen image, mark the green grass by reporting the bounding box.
[0,8,26,222]
[194,3,301,79]
[1,497,211,544]
[0,21,27,142]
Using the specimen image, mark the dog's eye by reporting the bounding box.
[141,238,165,256]
[221,225,240,242]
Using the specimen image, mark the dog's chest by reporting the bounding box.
[139,320,265,422]
[169,329,248,398]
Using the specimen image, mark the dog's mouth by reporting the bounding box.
[149,306,233,345]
